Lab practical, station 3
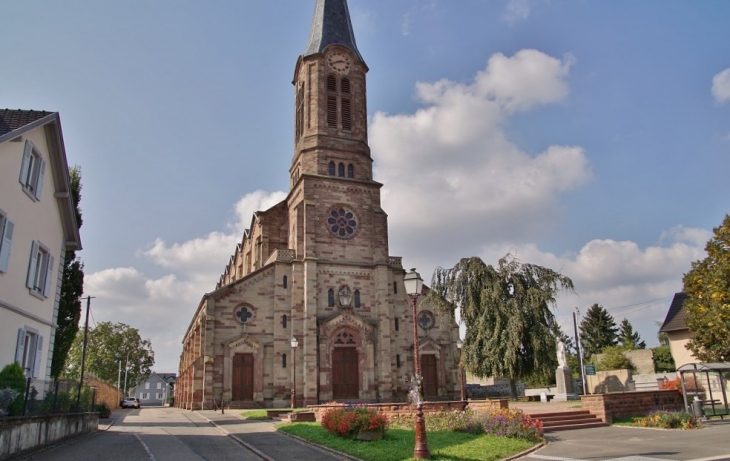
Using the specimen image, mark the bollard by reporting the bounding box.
[692,395,704,419]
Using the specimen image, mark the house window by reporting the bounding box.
[0,209,15,273]
[142,393,149,400]
[283,275,288,289]
[26,241,54,298]
[157,383,162,389]
[328,289,335,307]
[19,141,45,200]
[328,162,336,176]
[282,354,287,368]
[338,163,345,177]
[15,328,43,377]
[347,164,354,179]
[155,393,162,399]
[354,290,361,308]
[145,382,150,389]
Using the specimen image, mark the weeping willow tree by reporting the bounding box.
[428,254,575,398]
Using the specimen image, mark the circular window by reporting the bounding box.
[235,305,255,325]
[417,310,435,330]
[326,205,359,239]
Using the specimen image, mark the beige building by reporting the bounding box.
[659,292,696,368]
[0,109,81,381]
[177,0,461,409]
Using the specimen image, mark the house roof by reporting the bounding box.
[660,292,689,333]
[0,109,82,250]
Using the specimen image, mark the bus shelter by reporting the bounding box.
[677,362,730,418]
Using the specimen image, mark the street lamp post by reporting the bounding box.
[457,339,466,402]
[291,336,298,409]
[404,268,431,460]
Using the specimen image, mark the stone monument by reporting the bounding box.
[554,340,578,401]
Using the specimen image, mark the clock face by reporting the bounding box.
[327,51,351,74]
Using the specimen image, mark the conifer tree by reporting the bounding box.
[618,318,646,350]
[579,304,618,357]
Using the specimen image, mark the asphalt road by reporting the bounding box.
[21,407,265,461]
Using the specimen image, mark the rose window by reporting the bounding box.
[235,306,254,325]
[417,310,435,330]
[327,206,358,239]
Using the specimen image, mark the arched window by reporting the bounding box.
[396,354,401,368]
[282,354,287,368]
[341,98,352,131]
[328,161,336,176]
[395,318,399,331]
[327,74,337,92]
[282,314,287,328]
[393,281,398,294]
[347,164,354,178]
[354,290,361,308]
[328,289,335,307]
[327,96,337,128]
[338,163,345,177]
[283,275,288,289]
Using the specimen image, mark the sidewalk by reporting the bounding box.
[195,410,351,461]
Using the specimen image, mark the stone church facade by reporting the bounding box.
[176,0,461,409]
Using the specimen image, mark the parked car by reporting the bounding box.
[121,397,141,409]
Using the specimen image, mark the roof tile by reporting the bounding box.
[0,109,54,137]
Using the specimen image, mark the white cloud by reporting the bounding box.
[372,49,587,267]
[712,68,730,104]
[84,190,286,373]
[503,0,531,24]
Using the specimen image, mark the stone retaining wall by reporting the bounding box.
[580,390,683,423]
[0,412,98,460]
[310,401,471,421]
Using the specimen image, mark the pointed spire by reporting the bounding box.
[304,0,364,62]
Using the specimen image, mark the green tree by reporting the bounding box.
[617,318,646,350]
[652,346,676,372]
[682,214,730,362]
[65,322,154,388]
[595,346,634,371]
[51,166,84,378]
[429,254,574,398]
[579,304,618,357]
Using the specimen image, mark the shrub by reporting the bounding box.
[633,410,698,429]
[0,388,19,416]
[596,346,634,371]
[320,406,388,438]
[0,363,27,415]
[96,403,111,418]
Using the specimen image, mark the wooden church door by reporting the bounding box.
[332,348,359,399]
[421,355,438,398]
[232,353,254,400]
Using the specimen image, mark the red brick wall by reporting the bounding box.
[581,390,683,423]
[310,401,470,422]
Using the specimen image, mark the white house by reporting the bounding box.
[0,109,82,381]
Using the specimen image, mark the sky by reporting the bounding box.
[3,0,729,373]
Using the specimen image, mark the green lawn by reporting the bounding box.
[241,408,309,420]
[277,422,536,461]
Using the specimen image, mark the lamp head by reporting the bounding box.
[403,268,423,297]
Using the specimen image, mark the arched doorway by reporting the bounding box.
[332,330,359,399]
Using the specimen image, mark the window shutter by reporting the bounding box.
[35,158,46,199]
[27,241,40,289]
[327,97,338,128]
[15,328,27,364]
[19,142,32,185]
[43,254,55,297]
[33,335,43,378]
[0,219,14,273]
[341,99,352,131]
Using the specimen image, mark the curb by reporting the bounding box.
[275,429,362,461]
[501,441,546,461]
[194,411,276,461]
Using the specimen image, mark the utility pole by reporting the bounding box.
[573,307,587,394]
[117,360,122,405]
[123,351,130,397]
[75,296,95,410]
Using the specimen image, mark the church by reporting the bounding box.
[176,0,461,409]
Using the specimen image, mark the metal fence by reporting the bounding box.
[0,376,99,417]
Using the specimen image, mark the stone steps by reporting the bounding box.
[529,410,609,432]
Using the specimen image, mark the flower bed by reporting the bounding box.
[320,406,388,440]
[633,410,699,429]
